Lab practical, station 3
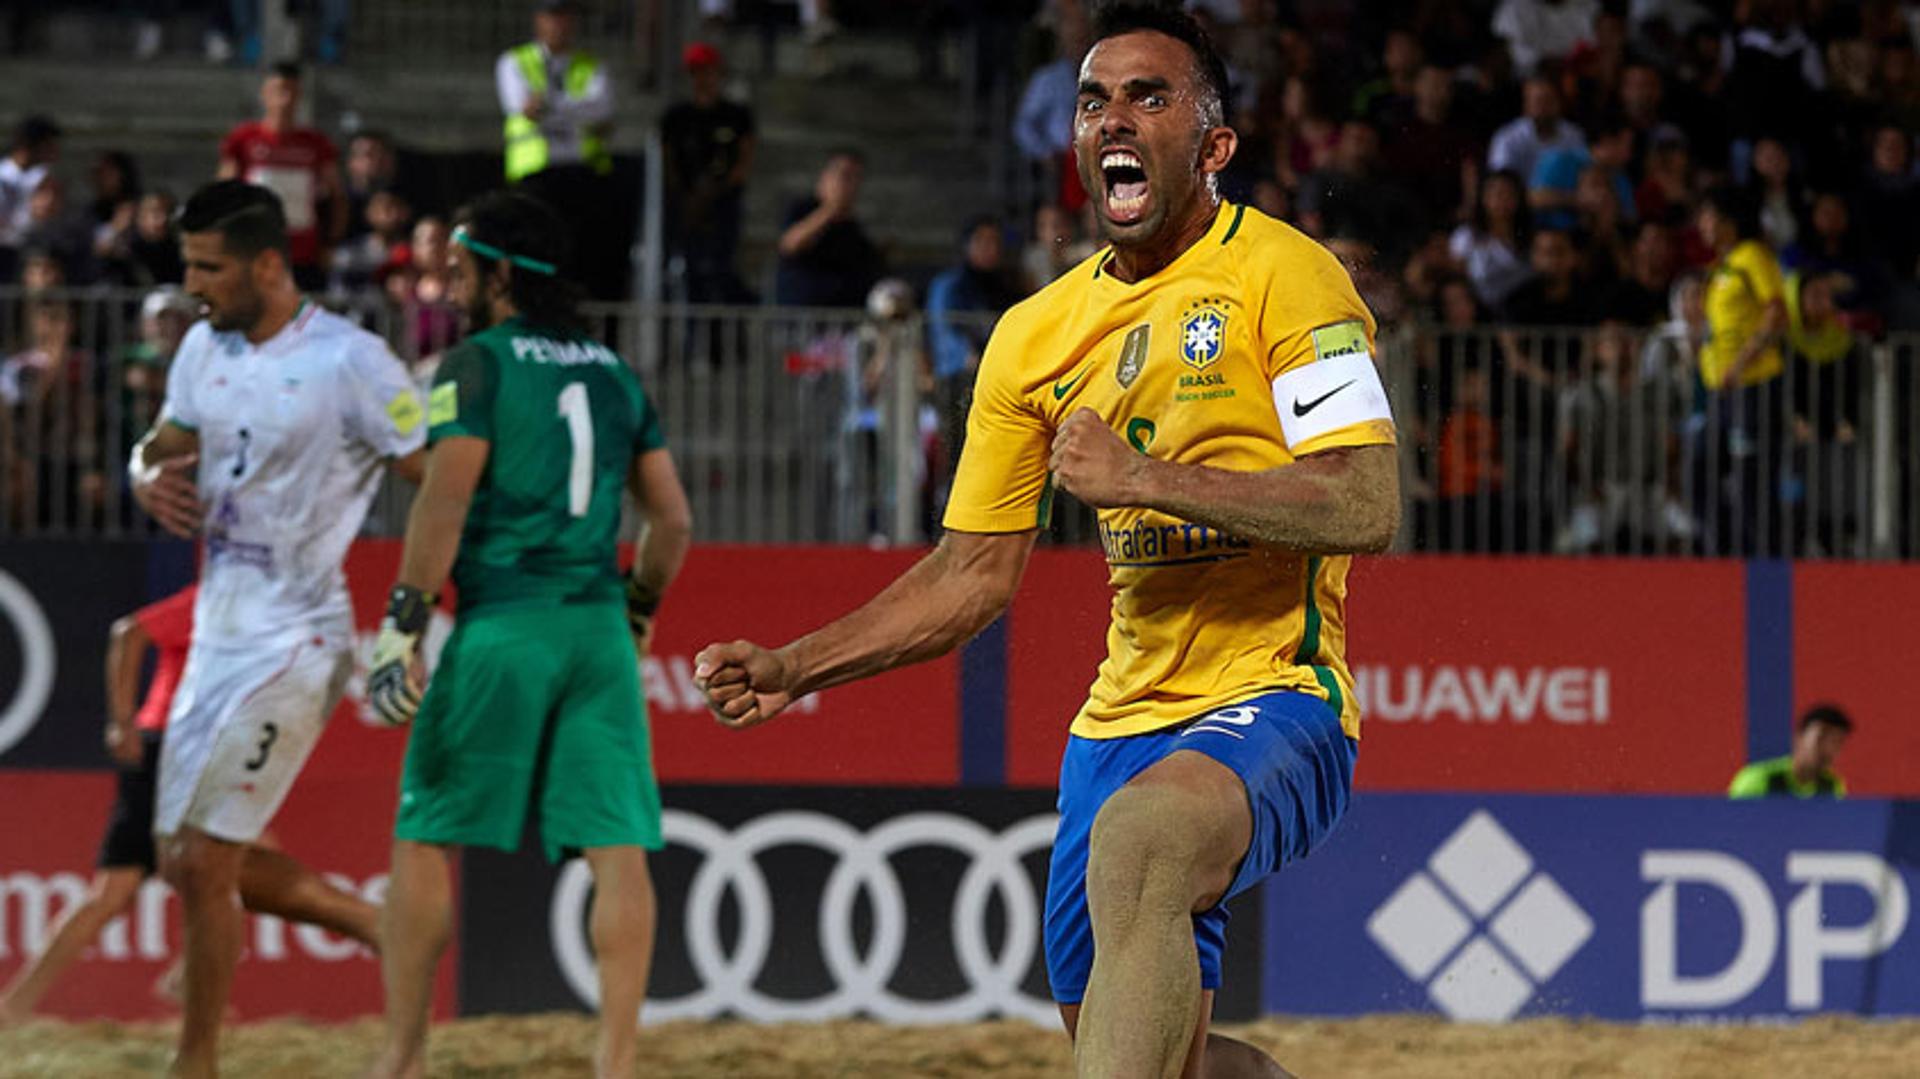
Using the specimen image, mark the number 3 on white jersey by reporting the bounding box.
[558,382,593,517]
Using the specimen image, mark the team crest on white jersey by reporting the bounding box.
[1180,304,1227,370]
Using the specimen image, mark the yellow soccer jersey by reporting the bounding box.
[1701,239,1786,389]
[943,203,1395,741]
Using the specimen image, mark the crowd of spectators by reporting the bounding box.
[5,0,1920,556]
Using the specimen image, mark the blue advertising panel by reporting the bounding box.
[1264,796,1920,1021]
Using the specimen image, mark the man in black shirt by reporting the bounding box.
[661,41,756,303]
[774,149,882,308]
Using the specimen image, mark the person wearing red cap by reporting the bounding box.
[661,41,756,302]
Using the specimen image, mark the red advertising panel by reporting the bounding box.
[1347,558,1745,792]
[1004,555,1748,793]
[1794,563,1920,797]
[0,771,452,1022]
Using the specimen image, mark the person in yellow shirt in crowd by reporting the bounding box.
[694,5,1398,1076]
[1729,705,1851,799]
[1696,187,1787,556]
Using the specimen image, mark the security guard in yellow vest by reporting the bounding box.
[495,0,613,184]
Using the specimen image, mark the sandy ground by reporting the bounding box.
[4,1013,1917,1077]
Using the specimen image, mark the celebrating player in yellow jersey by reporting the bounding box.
[696,3,1398,1076]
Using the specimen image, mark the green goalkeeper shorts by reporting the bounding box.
[395,602,662,860]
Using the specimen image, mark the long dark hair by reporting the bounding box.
[453,190,585,334]
[1470,167,1531,246]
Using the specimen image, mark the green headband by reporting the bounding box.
[452,225,557,276]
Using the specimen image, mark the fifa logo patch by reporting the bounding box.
[1180,304,1227,370]
[1115,324,1151,388]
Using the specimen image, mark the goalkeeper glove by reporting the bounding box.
[368,584,433,727]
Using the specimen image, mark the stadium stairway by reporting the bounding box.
[5,11,1001,296]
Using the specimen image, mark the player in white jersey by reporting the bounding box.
[128,180,426,1079]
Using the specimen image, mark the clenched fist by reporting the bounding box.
[693,640,799,730]
[1049,408,1150,509]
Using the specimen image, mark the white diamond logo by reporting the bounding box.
[1490,874,1594,983]
[1429,809,1533,917]
[1429,937,1535,1022]
[1367,872,1472,982]
[1366,811,1593,1021]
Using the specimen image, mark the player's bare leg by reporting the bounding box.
[1062,996,1295,1079]
[582,845,656,1079]
[1075,750,1267,1079]
[366,839,453,1079]
[0,867,144,1023]
[239,846,381,948]
[162,828,250,1078]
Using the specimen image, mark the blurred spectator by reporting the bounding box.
[22,178,94,284]
[0,300,102,531]
[1529,111,1634,233]
[386,216,460,371]
[1574,164,1633,282]
[1554,320,1683,553]
[1381,64,1482,232]
[499,0,621,298]
[1635,130,1692,227]
[1605,222,1677,325]
[1503,228,1598,328]
[1785,269,1865,553]
[86,151,140,227]
[104,191,184,288]
[1435,364,1504,550]
[1696,187,1787,556]
[662,41,756,303]
[330,188,412,296]
[1273,75,1342,192]
[1488,74,1587,182]
[1351,30,1423,127]
[116,286,198,454]
[1020,203,1093,293]
[18,249,65,295]
[342,130,399,241]
[1450,168,1534,310]
[1297,120,1420,262]
[1783,190,1886,324]
[1013,18,1089,213]
[1325,236,1406,327]
[218,61,344,292]
[231,0,349,65]
[1747,135,1805,252]
[774,150,882,308]
[1853,124,1919,280]
[1724,0,1826,161]
[0,116,60,277]
[1617,62,1684,161]
[926,217,1019,507]
[1727,704,1851,799]
[1491,0,1599,76]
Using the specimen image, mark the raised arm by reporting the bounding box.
[695,528,1036,729]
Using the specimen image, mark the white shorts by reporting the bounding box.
[155,635,350,843]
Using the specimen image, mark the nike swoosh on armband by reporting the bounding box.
[1292,379,1357,417]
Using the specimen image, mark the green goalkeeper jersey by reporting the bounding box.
[426,316,664,611]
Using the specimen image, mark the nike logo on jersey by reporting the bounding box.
[1053,370,1087,399]
[1293,380,1356,417]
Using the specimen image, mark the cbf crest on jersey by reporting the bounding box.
[1116,324,1151,388]
[1180,302,1227,371]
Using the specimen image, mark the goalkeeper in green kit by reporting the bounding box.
[363,191,693,1079]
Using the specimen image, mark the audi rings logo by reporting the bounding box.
[549,809,1060,1025]
[0,568,56,757]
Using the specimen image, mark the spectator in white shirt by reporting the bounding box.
[1488,73,1587,182]
[1492,0,1600,76]
[0,116,60,275]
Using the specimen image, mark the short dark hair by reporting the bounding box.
[1799,704,1854,734]
[453,189,583,332]
[178,179,290,260]
[1698,185,1761,239]
[1091,0,1231,126]
[13,115,59,153]
[269,60,302,82]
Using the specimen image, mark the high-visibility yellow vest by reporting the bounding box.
[503,43,611,182]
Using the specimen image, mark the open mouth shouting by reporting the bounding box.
[1099,146,1150,225]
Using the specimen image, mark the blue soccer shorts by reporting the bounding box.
[1044,688,1358,1004]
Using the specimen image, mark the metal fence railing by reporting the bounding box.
[2,287,1914,560]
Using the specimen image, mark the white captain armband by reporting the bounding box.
[1271,326,1393,450]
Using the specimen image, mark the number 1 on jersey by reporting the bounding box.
[557,382,593,517]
